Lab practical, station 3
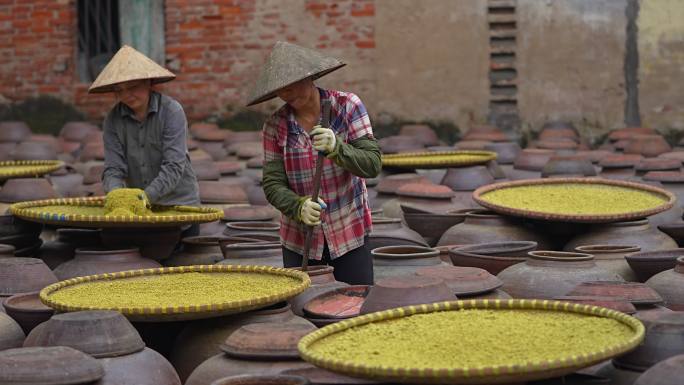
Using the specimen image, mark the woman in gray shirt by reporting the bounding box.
[88,45,200,209]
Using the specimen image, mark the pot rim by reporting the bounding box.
[528,250,594,262]
[575,245,641,254]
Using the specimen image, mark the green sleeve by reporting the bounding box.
[325,135,382,178]
[262,159,307,222]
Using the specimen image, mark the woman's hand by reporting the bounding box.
[310,125,336,154]
[299,197,327,226]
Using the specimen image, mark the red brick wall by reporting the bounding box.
[0,0,376,124]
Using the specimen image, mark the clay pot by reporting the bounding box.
[438,210,553,249]
[448,241,537,274]
[0,121,31,143]
[37,228,101,269]
[215,161,243,176]
[224,131,261,146]
[367,217,428,249]
[389,183,464,216]
[49,166,85,197]
[10,141,58,161]
[415,265,503,297]
[3,292,53,334]
[484,142,520,165]
[625,135,672,158]
[462,125,508,142]
[302,286,370,322]
[218,241,283,267]
[566,281,663,307]
[0,346,104,384]
[100,227,182,261]
[643,171,684,203]
[171,302,313,382]
[0,243,14,257]
[635,158,681,176]
[614,312,684,371]
[497,251,625,299]
[440,165,494,191]
[223,205,279,222]
[184,323,314,385]
[0,312,24,350]
[609,127,656,142]
[197,140,229,161]
[398,124,439,146]
[541,156,597,178]
[645,257,684,310]
[0,177,59,203]
[79,142,105,162]
[563,219,678,253]
[554,295,637,314]
[0,258,57,298]
[589,360,642,385]
[455,140,491,150]
[199,181,249,207]
[289,266,349,317]
[283,365,387,385]
[360,276,454,314]
[60,121,99,142]
[193,160,222,181]
[53,248,161,280]
[24,310,145,357]
[574,245,641,282]
[375,173,430,195]
[211,375,310,385]
[223,221,280,238]
[235,142,263,160]
[371,245,448,282]
[624,248,684,282]
[634,354,684,385]
[402,208,466,247]
[378,135,425,154]
[164,236,225,267]
[0,214,43,238]
[96,347,181,385]
[510,149,554,179]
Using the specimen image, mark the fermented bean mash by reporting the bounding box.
[309,309,634,368]
[480,184,667,216]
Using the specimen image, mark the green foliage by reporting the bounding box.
[0,95,86,136]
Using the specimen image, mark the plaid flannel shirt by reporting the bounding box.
[262,88,374,260]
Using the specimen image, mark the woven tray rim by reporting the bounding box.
[9,196,224,228]
[39,264,311,322]
[381,151,497,169]
[472,178,675,223]
[0,160,64,179]
[298,299,645,384]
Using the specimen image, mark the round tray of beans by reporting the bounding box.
[39,265,311,322]
[472,178,675,223]
[0,160,64,180]
[298,299,645,384]
[10,196,224,228]
[381,151,497,170]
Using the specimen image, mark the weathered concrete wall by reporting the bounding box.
[517,0,628,138]
[373,0,489,130]
[638,0,684,130]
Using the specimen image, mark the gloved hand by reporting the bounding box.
[299,197,327,226]
[138,191,151,210]
[310,125,336,154]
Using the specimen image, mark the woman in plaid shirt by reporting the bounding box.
[248,42,381,285]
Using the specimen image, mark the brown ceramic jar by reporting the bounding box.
[371,245,448,282]
[563,219,677,253]
[645,257,684,310]
[53,248,161,280]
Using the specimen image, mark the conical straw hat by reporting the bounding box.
[88,45,176,94]
[246,41,345,106]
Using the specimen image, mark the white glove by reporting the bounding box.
[310,125,336,154]
[300,197,327,226]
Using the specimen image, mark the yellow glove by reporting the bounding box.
[310,125,336,154]
[138,190,151,210]
[300,197,327,226]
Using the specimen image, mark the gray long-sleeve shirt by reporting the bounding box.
[102,92,200,206]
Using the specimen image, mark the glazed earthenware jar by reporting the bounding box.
[3,292,53,334]
[623,248,684,282]
[170,302,314,382]
[382,183,466,221]
[497,251,625,299]
[461,124,508,142]
[437,210,553,249]
[0,258,57,302]
[199,181,250,208]
[0,312,24,350]
[10,141,57,161]
[608,127,656,142]
[164,236,225,267]
[367,216,428,249]
[399,124,440,146]
[218,241,283,267]
[0,121,31,142]
[283,364,388,385]
[53,248,161,280]
[377,135,425,154]
[415,265,503,297]
[509,149,554,180]
[359,276,454,314]
[624,135,672,158]
[0,346,104,384]
[37,228,102,269]
[634,354,684,385]
[184,323,314,385]
[541,156,597,178]
[289,266,349,317]
[645,257,684,310]
[574,245,641,282]
[614,312,684,371]
[371,245,449,282]
[563,219,677,253]
[440,165,494,192]
[100,226,182,261]
[484,142,521,165]
[448,241,537,275]
[210,375,310,385]
[223,221,280,238]
[0,178,59,205]
[402,207,466,247]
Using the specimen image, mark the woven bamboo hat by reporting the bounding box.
[88,45,176,94]
[246,41,346,106]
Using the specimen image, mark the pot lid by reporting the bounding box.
[0,258,57,296]
[0,346,104,385]
[566,281,663,305]
[415,265,503,296]
[221,323,316,360]
[396,183,455,199]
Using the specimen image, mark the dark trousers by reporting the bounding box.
[282,236,374,285]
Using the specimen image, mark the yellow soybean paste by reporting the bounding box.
[48,272,300,308]
[310,309,634,368]
[104,188,151,216]
[481,184,667,215]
